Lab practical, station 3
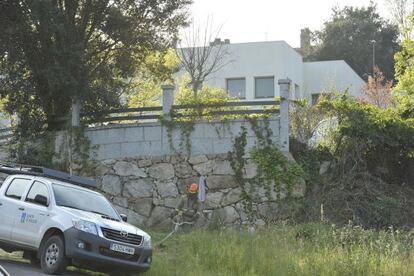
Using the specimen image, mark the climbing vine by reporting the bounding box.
[63,126,96,175]
[229,117,305,223]
[250,117,304,199]
[7,130,57,168]
[161,117,195,156]
[162,84,241,156]
[228,126,254,222]
[5,122,95,175]
[251,147,304,199]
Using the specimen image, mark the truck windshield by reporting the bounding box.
[53,184,119,220]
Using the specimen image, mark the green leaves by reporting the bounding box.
[318,94,414,184]
[395,39,414,95]
[305,4,399,81]
[0,0,192,133]
[251,146,304,199]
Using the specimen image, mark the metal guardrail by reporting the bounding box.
[81,100,280,125]
[0,101,281,134]
[173,99,280,109]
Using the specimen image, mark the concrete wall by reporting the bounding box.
[84,116,280,160]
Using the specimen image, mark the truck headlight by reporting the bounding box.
[72,219,98,235]
[142,236,151,247]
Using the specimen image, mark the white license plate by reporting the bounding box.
[110,243,135,255]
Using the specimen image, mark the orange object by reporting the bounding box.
[188,183,198,194]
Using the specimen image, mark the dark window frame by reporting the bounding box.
[226,77,246,99]
[254,76,275,99]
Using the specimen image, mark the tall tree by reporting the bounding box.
[305,4,399,81]
[126,49,180,108]
[394,38,414,95]
[386,0,414,39]
[0,0,191,134]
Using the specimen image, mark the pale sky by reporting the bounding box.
[187,0,391,48]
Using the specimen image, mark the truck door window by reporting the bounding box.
[26,181,49,206]
[5,178,32,200]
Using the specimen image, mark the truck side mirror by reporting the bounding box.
[120,214,128,222]
[34,194,48,206]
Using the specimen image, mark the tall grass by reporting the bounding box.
[147,223,414,276]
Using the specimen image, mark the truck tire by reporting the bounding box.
[40,235,69,275]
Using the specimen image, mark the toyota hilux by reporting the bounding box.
[0,163,152,275]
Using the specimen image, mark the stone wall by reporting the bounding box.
[92,153,305,228]
[58,80,297,228]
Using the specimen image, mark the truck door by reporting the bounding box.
[0,178,32,242]
[12,181,50,247]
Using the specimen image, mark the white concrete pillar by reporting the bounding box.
[278,78,291,152]
[162,84,175,118]
[71,97,81,127]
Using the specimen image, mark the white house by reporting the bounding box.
[178,40,365,103]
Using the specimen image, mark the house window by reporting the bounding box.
[255,76,274,98]
[311,93,321,105]
[226,78,246,99]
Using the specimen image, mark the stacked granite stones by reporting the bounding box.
[93,154,305,228]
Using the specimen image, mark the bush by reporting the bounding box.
[318,93,414,185]
[290,99,326,144]
[173,77,240,122]
[294,93,414,228]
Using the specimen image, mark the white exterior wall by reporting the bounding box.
[303,61,365,100]
[176,41,365,101]
[178,41,303,100]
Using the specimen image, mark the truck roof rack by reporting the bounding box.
[0,162,96,188]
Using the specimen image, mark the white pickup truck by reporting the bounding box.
[0,164,152,275]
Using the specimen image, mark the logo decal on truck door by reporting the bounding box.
[20,212,37,224]
[20,212,27,223]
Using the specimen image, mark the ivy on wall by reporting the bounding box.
[161,118,195,156]
[6,131,57,168]
[229,117,305,223]
[161,85,240,155]
[5,124,95,175]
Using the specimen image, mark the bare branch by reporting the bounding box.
[178,17,231,97]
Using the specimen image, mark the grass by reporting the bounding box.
[147,223,414,276]
[2,223,414,275]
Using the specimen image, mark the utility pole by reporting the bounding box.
[371,39,376,76]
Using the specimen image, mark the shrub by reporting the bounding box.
[296,93,414,228]
[318,93,414,184]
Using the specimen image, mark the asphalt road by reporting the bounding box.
[0,259,93,276]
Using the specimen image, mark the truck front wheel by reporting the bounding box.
[40,235,69,275]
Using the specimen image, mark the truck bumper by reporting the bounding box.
[64,227,152,273]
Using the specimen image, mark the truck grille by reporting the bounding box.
[101,227,143,246]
